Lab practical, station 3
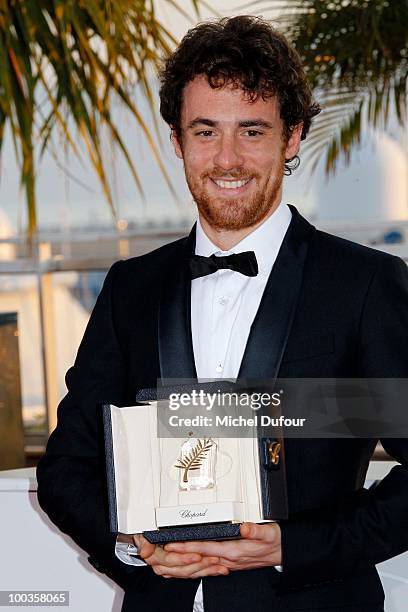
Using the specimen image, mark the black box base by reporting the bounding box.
[143,522,242,544]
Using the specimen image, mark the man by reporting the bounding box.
[37,15,408,612]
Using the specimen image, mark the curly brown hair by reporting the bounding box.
[159,15,320,174]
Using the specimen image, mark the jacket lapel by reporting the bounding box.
[158,207,314,381]
[158,226,197,380]
[238,206,314,379]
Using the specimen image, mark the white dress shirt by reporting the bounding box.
[116,202,292,611]
[192,202,291,380]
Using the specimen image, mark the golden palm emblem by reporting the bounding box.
[174,439,214,483]
[268,441,281,466]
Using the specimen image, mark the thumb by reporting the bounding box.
[240,522,278,542]
[240,521,261,540]
[137,538,156,560]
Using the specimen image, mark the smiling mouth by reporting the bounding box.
[211,178,252,189]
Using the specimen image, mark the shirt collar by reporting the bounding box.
[195,203,292,276]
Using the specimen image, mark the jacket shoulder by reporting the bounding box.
[313,227,402,269]
[108,234,190,281]
[125,234,189,266]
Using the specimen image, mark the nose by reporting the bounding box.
[213,134,244,171]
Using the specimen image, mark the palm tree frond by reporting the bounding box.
[257,0,408,175]
[0,0,202,236]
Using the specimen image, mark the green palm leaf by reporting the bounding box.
[0,0,201,237]
[254,0,408,174]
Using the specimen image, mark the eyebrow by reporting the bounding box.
[187,118,217,129]
[187,118,274,129]
[239,119,273,129]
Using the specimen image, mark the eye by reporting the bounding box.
[195,130,214,137]
[243,129,263,137]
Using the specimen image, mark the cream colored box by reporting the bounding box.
[105,402,270,535]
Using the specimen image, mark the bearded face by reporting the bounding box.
[172,76,301,235]
[184,147,286,231]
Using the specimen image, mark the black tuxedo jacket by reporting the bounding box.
[37,207,408,611]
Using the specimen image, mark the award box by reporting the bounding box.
[103,387,288,544]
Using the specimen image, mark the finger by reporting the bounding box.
[139,540,156,559]
[165,541,229,556]
[189,565,230,578]
[240,521,260,539]
[240,522,278,542]
[160,552,204,566]
[145,548,205,567]
[156,563,228,579]
[152,557,223,578]
[218,556,264,570]
[133,534,147,548]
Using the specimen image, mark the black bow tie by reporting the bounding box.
[189,251,258,280]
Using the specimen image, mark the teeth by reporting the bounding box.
[214,179,250,189]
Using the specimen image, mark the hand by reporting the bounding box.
[132,534,229,579]
[164,522,282,572]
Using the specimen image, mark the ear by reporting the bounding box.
[171,128,183,159]
[284,123,303,160]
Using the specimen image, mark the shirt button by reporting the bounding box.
[215,365,223,373]
[218,296,229,305]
